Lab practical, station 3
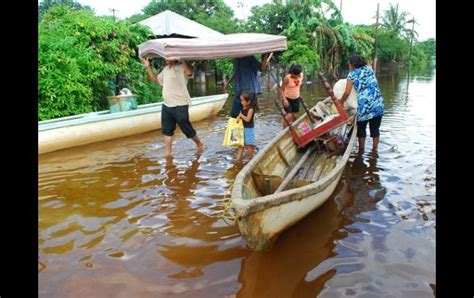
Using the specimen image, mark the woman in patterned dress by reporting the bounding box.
[337,54,385,153]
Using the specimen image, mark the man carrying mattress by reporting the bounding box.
[224,53,272,118]
[142,58,205,157]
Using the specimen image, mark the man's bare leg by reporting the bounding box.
[164,135,173,157]
[192,135,205,152]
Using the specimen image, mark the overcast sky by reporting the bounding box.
[49,0,435,40]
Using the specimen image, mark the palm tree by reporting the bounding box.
[382,3,412,39]
[406,18,419,65]
[405,17,419,42]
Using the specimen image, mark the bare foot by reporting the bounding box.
[197,142,205,153]
[370,148,378,157]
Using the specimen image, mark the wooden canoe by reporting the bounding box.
[39,93,228,155]
[231,102,357,251]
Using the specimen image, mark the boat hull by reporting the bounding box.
[39,94,227,154]
[231,104,356,251]
[236,168,344,251]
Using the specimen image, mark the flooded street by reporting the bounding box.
[39,66,435,297]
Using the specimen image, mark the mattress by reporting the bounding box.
[138,33,287,60]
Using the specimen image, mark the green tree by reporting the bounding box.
[418,38,436,58]
[408,44,427,68]
[336,23,374,66]
[246,0,349,77]
[245,1,287,34]
[377,31,410,62]
[38,0,91,19]
[245,0,428,74]
[39,6,159,120]
[382,3,413,39]
[281,21,319,75]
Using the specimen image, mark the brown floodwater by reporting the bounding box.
[39,66,435,297]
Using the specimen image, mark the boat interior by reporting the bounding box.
[242,119,353,200]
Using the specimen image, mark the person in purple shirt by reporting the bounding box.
[224,54,271,118]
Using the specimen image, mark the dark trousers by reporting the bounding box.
[161,105,196,138]
[357,115,382,138]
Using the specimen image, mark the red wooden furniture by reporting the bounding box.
[275,72,354,148]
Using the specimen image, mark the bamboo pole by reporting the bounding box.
[374,3,379,74]
[407,18,415,66]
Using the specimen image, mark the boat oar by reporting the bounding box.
[274,144,317,193]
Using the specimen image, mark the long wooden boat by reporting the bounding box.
[231,102,357,251]
[39,93,228,155]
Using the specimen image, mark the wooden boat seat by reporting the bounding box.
[251,172,283,195]
[315,134,341,153]
[251,149,306,195]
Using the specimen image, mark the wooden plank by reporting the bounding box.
[277,145,291,166]
[297,151,320,180]
[317,155,337,181]
[308,154,329,181]
[274,145,317,193]
[286,149,319,190]
[304,154,320,180]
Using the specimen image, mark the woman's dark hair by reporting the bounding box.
[240,90,258,111]
[348,54,366,69]
[289,64,303,75]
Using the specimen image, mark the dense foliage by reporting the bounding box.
[245,0,377,78]
[38,0,92,19]
[417,38,436,58]
[38,6,160,120]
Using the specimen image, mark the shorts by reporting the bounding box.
[283,97,301,113]
[244,127,255,145]
[357,115,382,138]
[161,104,196,138]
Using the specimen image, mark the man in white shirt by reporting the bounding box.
[143,58,205,157]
